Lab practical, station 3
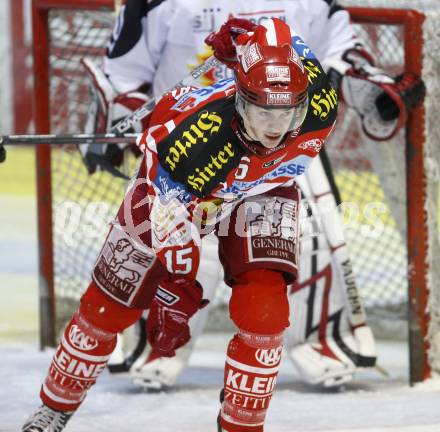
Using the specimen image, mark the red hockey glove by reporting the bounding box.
[147,278,209,358]
[205,18,257,68]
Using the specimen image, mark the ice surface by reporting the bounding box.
[1,337,440,432]
[1,176,440,432]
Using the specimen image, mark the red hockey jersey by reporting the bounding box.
[123,19,337,275]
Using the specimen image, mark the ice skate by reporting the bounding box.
[22,404,73,432]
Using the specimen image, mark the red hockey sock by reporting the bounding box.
[219,330,284,432]
[40,311,117,412]
[40,281,143,412]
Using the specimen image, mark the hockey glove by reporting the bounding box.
[147,278,209,358]
[79,58,149,178]
[326,48,425,141]
[205,18,256,68]
[0,144,5,163]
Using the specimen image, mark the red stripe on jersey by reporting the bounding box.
[151,124,168,144]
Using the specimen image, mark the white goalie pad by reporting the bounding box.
[107,314,195,390]
[285,156,377,387]
[288,324,377,387]
[289,336,357,387]
[130,344,193,390]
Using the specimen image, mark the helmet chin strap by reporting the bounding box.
[241,120,258,142]
[235,115,289,158]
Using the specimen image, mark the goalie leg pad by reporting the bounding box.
[130,344,193,390]
[287,167,377,387]
[289,338,356,387]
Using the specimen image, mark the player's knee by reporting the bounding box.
[79,281,143,333]
[229,269,290,334]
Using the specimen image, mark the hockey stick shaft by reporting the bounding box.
[0,56,221,146]
[0,133,138,146]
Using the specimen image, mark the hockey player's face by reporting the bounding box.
[243,104,296,148]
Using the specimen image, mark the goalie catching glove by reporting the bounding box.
[79,58,149,178]
[325,47,425,141]
[147,278,209,358]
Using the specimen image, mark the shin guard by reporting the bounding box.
[220,331,284,432]
[40,311,117,412]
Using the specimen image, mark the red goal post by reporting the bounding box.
[32,0,118,351]
[31,0,440,384]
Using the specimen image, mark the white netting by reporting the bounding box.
[40,4,440,375]
[341,0,440,373]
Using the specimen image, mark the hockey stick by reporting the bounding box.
[0,133,138,146]
[0,55,221,146]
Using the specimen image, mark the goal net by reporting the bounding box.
[32,0,440,383]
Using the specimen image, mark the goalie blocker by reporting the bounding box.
[79,58,203,179]
[79,58,149,179]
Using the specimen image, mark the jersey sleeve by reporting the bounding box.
[307,0,364,64]
[103,0,173,93]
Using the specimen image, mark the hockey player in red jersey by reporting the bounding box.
[82,0,374,390]
[80,0,423,392]
[22,17,337,431]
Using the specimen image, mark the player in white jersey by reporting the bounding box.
[102,0,358,96]
[80,0,424,390]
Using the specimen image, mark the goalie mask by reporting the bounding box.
[234,42,309,157]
